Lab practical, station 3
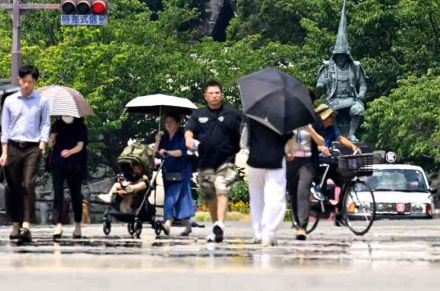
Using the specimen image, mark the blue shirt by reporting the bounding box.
[323,125,341,148]
[1,90,51,143]
[158,130,192,178]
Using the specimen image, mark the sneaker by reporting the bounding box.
[296,228,307,241]
[251,238,262,244]
[162,223,170,235]
[53,224,63,240]
[98,194,111,203]
[311,185,326,201]
[9,224,20,240]
[180,226,192,236]
[334,213,344,227]
[9,229,20,240]
[212,223,224,243]
[20,228,32,243]
[72,223,81,239]
[206,232,216,242]
[9,233,20,240]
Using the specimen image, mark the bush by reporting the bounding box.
[196,167,250,213]
[229,200,250,214]
[229,179,249,203]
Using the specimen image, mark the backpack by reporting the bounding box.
[117,141,154,179]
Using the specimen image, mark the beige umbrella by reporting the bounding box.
[36,85,94,117]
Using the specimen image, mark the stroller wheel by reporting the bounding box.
[127,222,135,235]
[153,220,162,236]
[103,221,111,235]
[134,221,142,238]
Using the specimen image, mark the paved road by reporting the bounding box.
[1,220,440,290]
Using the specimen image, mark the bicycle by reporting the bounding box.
[289,152,376,236]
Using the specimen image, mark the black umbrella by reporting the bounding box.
[238,68,316,135]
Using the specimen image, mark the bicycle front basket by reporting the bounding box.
[338,154,374,177]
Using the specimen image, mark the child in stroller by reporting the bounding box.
[98,141,165,237]
[98,162,148,213]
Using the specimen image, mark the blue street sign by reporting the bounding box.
[61,14,108,25]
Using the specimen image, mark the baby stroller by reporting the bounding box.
[101,141,165,238]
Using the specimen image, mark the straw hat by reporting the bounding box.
[315,104,336,120]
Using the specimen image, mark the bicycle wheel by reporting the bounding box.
[342,179,376,235]
[291,206,320,234]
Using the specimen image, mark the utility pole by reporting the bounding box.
[0,1,59,86]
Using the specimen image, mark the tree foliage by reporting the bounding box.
[363,70,440,170]
[0,0,439,170]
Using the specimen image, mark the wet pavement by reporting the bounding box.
[1,220,440,290]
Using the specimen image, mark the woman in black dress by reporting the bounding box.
[49,116,88,239]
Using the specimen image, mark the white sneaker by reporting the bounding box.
[53,223,63,240]
[98,194,111,203]
[206,232,216,242]
[311,185,326,201]
[212,222,224,243]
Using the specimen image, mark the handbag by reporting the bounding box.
[163,172,183,182]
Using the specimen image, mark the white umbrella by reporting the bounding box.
[125,94,198,130]
[125,94,197,115]
[36,85,94,117]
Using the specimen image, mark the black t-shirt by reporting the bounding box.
[247,119,292,169]
[52,119,88,173]
[185,104,242,170]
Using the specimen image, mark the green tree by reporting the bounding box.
[363,70,440,170]
[1,0,440,171]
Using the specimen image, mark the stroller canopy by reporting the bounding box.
[117,142,154,178]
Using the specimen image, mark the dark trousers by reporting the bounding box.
[52,167,83,224]
[286,158,316,229]
[5,144,42,223]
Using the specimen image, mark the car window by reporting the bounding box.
[361,169,428,192]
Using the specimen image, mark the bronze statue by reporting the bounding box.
[316,0,367,142]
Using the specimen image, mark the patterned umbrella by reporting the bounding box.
[36,85,94,117]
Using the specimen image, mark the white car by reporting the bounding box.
[358,164,436,219]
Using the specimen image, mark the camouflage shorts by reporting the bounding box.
[197,163,238,200]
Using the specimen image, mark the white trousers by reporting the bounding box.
[248,160,286,241]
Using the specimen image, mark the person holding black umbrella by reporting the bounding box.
[185,80,241,243]
[245,118,292,246]
[238,68,320,244]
